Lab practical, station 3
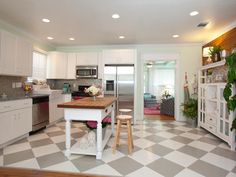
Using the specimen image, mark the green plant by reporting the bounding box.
[181,98,198,119]
[209,45,222,56]
[223,53,236,131]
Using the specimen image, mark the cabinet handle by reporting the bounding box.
[210,118,212,121]
[105,109,108,113]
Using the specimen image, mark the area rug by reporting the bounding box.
[144,107,160,115]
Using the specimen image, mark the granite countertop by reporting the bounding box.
[0,94,50,102]
[58,97,116,109]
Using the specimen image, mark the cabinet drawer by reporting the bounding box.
[206,123,216,133]
[0,99,32,113]
[206,116,216,126]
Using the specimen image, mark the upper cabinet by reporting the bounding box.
[67,53,77,79]
[0,30,33,76]
[47,52,67,79]
[102,49,136,64]
[76,52,99,66]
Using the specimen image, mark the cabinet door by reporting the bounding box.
[15,37,33,76]
[102,49,135,64]
[76,52,98,66]
[0,31,17,75]
[12,108,32,139]
[0,112,13,145]
[217,85,230,140]
[47,52,67,79]
[67,53,77,79]
[198,86,206,125]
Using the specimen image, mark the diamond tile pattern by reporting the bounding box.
[0,119,235,177]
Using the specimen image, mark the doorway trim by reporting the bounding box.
[140,53,180,121]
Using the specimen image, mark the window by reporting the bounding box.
[31,51,47,80]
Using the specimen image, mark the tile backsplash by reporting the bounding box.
[47,79,102,91]
[0,76,26,97]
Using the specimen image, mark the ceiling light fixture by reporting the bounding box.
[172,34,179,38]
[42,18,50,23]
[190,11,199,16]
[119,36,125,39]
[69,38,75,41]
[47,36,53,40]
[112,14,120,19]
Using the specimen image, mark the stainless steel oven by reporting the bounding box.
[76,66,98,79]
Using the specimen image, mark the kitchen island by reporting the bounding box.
[58,97,116,159]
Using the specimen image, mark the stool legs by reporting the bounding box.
[113,120,121,153]
[127,120,134,154]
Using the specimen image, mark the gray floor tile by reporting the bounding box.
[189,160,228,177]
[56,140,76,151]
[178,145,207,158]
[71,155,104,172]
[145,144,172,157]
[71,131,86,139]
[145,135,166,143]
[147,158,184,177]
[166,129,185,135]
[188,129,207,135]
[116,144,141,155]
[198,137,222,146]
[47,131,65,137]
[4,149,34,165]
[164,124,177,128]
[211,147,236,161]
[0,148,3,156]
[145,127,162,133]
[108,156,143,175]
[30,138,54,148]
[37,151,68,168]
[171,136,193,144]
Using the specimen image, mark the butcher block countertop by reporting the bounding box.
[58,97,117,109]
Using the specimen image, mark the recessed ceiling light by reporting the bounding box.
[47,36,53,40]
[190,11,199,16]
[172,34,179,38]
[112,14,120,19]
[119,36,125,39]
[69,38,75,41]
[42,18,50,23]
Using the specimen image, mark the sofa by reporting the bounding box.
[160,97,174,116]
[144,93,158,108]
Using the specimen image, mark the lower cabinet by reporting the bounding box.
[0,102,32,146]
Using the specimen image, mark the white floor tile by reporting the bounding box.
[129,149,159,165]
[175,126,192,132]
[7,158,40,169]
[180,132,202,140]
[50,135,66,143]
[153,125,171,131]
[174,169,205,177]
[164,151,197,167]
[134,138,156,149]
[70,128,83,134]
[126,167,164,177]
[226,172,236,177]
[156,132,176,139]
[132,130,152,138]
[44,161,79,173]
[201,153,236,171]
[170,121,186,126]
[3,142,31,155]
[188,141,216,152]
[102,148,125,163]
[84,164,122,176]
[32,144,60,157]
[27,133,49,142]
[44,126,62,133]
[159,140,185,150]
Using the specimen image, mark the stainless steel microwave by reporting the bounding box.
[76,66,98,79]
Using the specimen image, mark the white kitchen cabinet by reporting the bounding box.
[15,37,33,76]
[49,91,64,123]
[102,49,136,64]
[47,52,67,79]
[66,53,77,79]
[76,52,99,66]
[0,99,32,146]
[198,61,236,150]
[0,30,17,75]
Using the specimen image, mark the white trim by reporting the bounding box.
[140,53,180,121]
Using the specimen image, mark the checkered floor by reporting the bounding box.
[0,120,236,177]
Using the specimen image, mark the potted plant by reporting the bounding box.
[181,98,198,127]
[209,45,223,62]
[223,53,236,131]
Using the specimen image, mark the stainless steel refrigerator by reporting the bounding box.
[103,64,134,116]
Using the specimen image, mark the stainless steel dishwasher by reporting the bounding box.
[31,95,49,132]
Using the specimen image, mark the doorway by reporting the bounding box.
[143,60,176,120]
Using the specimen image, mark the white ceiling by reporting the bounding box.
[0,0,235,47]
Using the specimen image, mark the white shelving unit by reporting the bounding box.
[198,61,236,150]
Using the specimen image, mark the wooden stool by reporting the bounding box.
[113,115,134,154]
[119,109,132,115]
